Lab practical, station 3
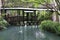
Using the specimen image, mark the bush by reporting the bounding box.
[0,16,9,30]
[38,11,52,23]
[40,20,60,35]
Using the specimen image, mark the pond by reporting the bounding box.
[0,25,60,40]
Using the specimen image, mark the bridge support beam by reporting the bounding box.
[17,10,20,25]
[34,10,37,25]
[27,12,29,25]
[22,10,24,26]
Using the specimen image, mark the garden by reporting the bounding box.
[0,0,60,40]
[37,10,60,35]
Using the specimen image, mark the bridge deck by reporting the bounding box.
[0,8,54,11]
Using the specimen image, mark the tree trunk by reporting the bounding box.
[55,11,59,22]
[52,11,59,22]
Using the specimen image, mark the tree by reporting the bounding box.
[1,0,60,22]
[2,0,52,7]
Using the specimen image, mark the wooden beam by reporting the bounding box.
[0,8,54,11]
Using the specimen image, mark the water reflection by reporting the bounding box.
[36,32,46,39]
[0,26,60,40]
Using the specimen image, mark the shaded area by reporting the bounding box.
[0,26,60,40]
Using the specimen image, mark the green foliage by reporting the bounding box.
[24,0,51,7]
[4,0,52,7]
[0,16,9,30]
[40,20,60,35]
[38,11,52,22]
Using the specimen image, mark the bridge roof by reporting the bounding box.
[0,8,54,11]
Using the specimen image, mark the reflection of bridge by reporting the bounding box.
[5,15,37,25]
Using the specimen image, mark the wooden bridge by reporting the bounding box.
[0,8,54,25]
[0,8,38,25]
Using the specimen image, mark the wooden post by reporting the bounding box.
[17,10,20,25]
[22,10,24,26]
[34,10,37,25]
[30,12,33,25]
[27,12,29,25]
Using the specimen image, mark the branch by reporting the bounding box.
[55,0,60,10]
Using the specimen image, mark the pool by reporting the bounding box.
[0,25,60,40]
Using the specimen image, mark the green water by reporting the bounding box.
[0,26,60,40]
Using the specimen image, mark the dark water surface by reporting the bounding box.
[0,26,60,40]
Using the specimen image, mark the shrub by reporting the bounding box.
[38,11,52,23]
[56,26,60,35]
[40,20,60,35]
[0,16,9,30]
